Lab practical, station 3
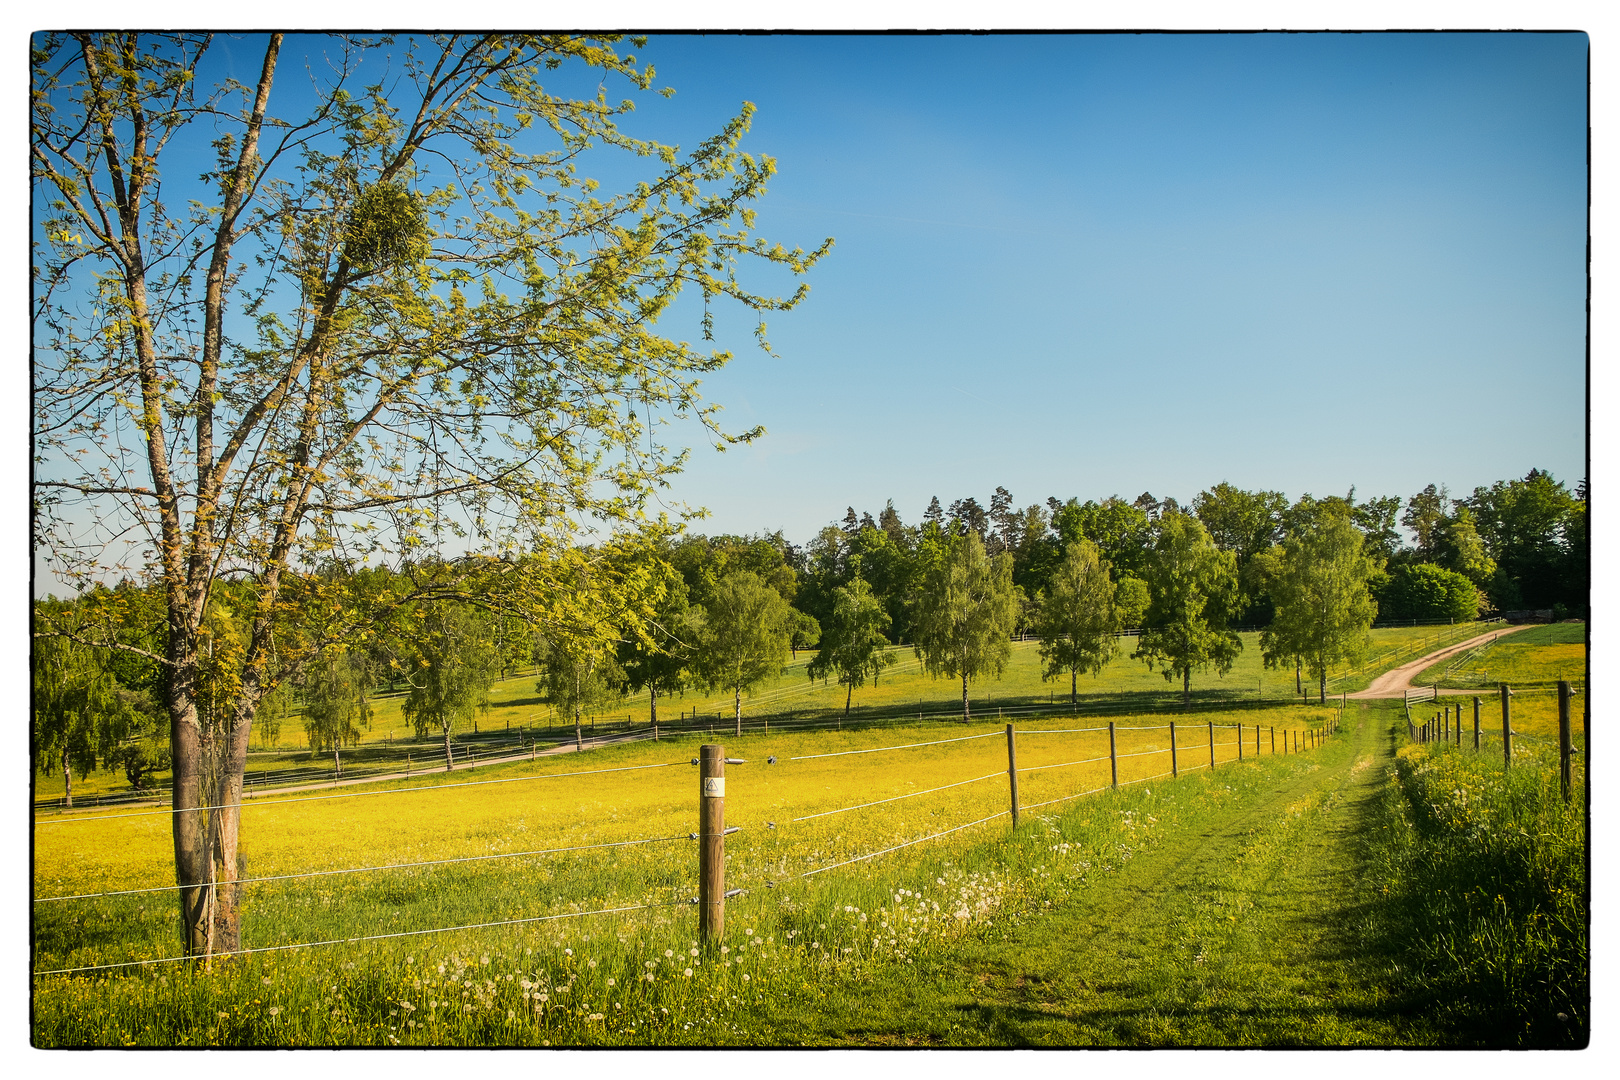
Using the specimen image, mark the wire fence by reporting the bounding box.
[33,705,1347,980]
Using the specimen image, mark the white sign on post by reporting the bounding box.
[702,776,725,798]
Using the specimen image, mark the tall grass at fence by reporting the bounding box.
[32,706,1339,1046]
[1363,732,1587,1047]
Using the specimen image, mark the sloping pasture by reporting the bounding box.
[33,705,1339,1045]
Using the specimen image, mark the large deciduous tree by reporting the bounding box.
[32,32,826,955]
[808,575,895,723]
[911,530,1019,721]
[1033,539,1120,704]
[1133,510,1242,708]
[402,602,501,769]
[695,570,795,734]
[1255,511,1380,704]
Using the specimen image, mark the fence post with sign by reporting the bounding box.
[699,744,725,943]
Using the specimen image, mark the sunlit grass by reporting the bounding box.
[1416,621,1586,690]
[1364,729,1586,1046]
[33,705,1340,1045]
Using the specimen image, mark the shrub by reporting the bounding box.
[1378,563,1481,622]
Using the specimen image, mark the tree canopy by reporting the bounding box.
[695,569,795,734]
[1256,510,1380,703]
[1033,539,1121,704]
[808,575,896,721]
[911,530,1020,721]
[1133,510,1242,707]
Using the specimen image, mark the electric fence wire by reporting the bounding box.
[1018,783,1111,812]
[1015,754,1110,775]
[788,730,1002,761]
[788,771,1005,823]
[34,759,692,826]
[34,832,692,904]
[781,810,1013,882]
[32,897,693,979]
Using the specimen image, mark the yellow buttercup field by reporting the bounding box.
[33,706,1338,1046]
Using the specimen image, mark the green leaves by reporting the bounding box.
[1258,508,1380,700]
[809,576,895,711]
[911,531,1019,713]
[1133,511,1242,704]
[1034,539,1121,695]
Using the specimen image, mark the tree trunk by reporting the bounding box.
[734,686,742,737]
[61,750,72,809]
[961,671,970,723]
[575,704,583,750]
[1319,671,1326,705]
[845,681,853,719]
[650,683,658,730]
[170,658,213,958]
[1183,667,1191,709]
[1070,668,1077,705]
[208,701,255,955]
[443,724,455,771]
[1295,660,1302,696]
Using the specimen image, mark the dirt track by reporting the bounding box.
[1347,624,1533,700]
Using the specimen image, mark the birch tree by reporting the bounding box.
[1257,512,1380,703]
[808,575,895,723]
[1133,510,1242,708]
[1033,539,1120,704]
[911,530,1019,721]
[695,570,794,735]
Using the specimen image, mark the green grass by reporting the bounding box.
[33,696,1584,1046]
[33,706,1341,1046]
[1416,621,1587,690]
[1359,726,1587,1046]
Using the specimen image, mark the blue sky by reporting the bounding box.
[593,32,1588,540]
[22,30,1590,594]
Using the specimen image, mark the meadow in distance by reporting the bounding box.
[30,32,1586,1050]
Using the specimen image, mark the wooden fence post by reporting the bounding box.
[699,744,726,944]
[1256,724,1261,757]
[1208,721,1215,769]
[1170,721,1178,778]
[1558,681,1572,803]
[1109,721,1118,789]
[1500,684,1512,767]
[1006,724,1020,828]
[1237,722,1243,761]
[1473,697,1481,751]
[1270,727,1275,755]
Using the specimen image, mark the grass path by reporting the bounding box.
[760,702,1444,1046]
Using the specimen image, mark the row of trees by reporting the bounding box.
[789,469,1586,646]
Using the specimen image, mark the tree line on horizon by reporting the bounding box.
[37,468,1586,814]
